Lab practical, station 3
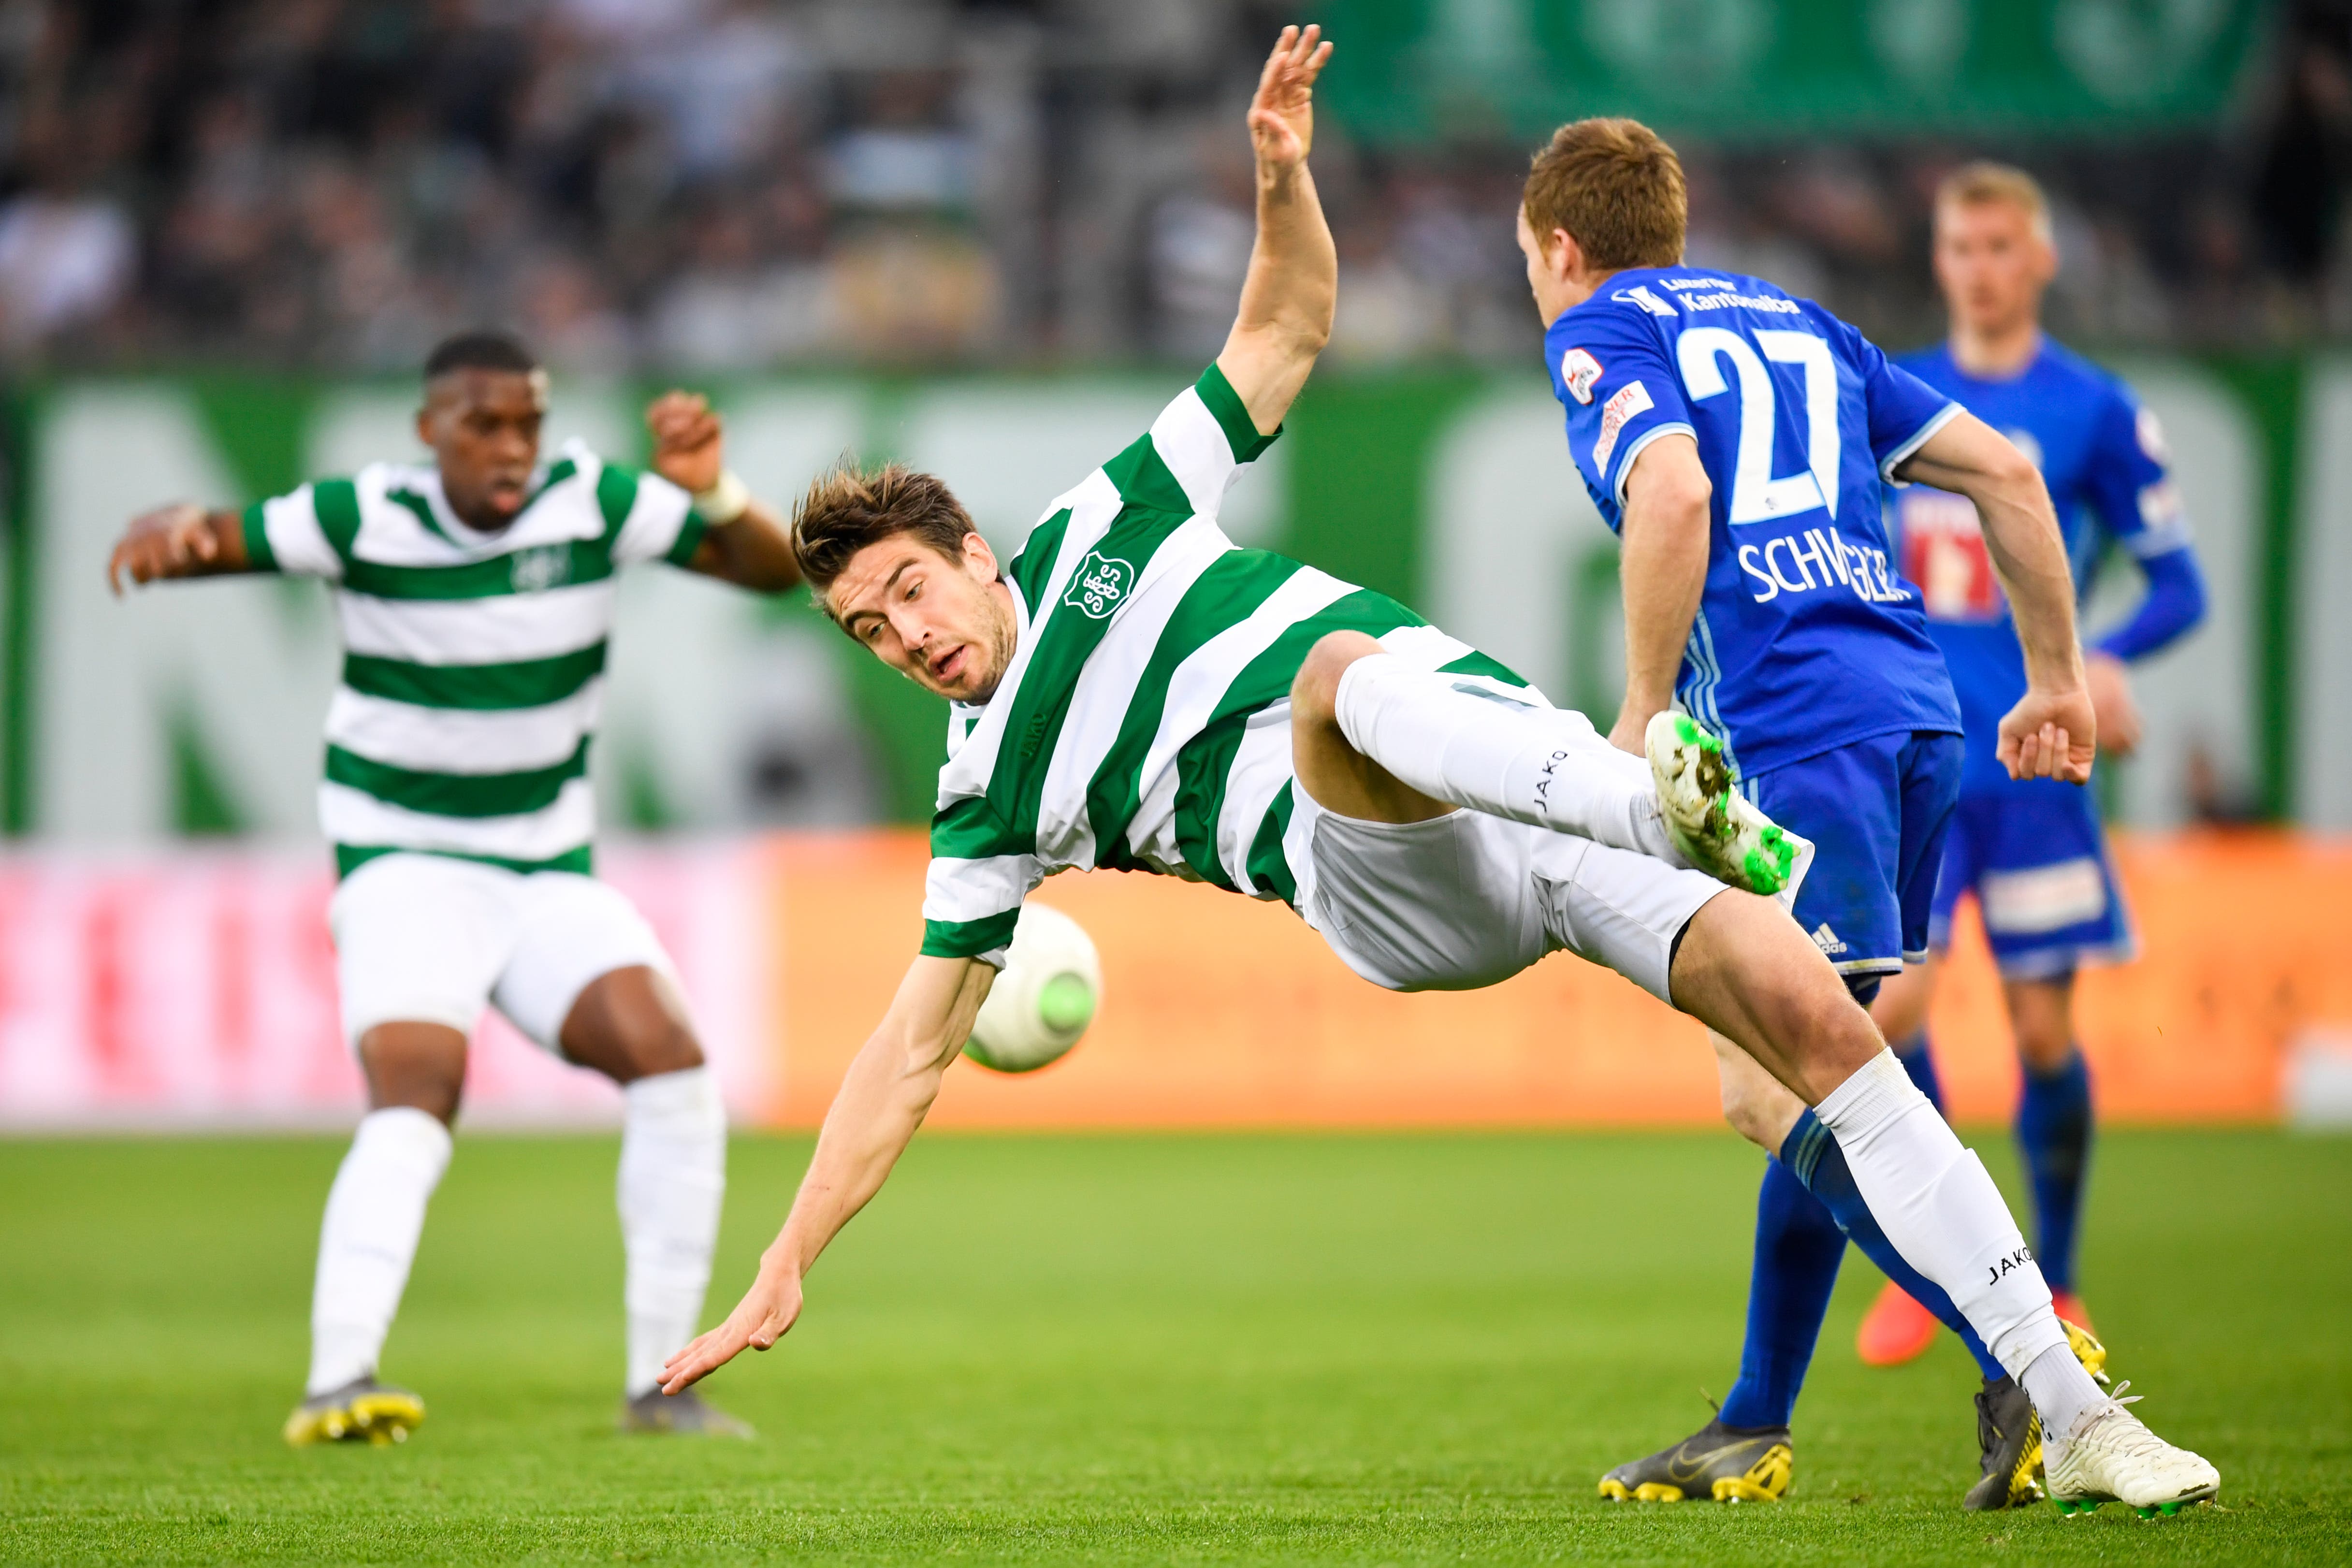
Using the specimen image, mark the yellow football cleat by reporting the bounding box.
[282,1378,425,1447]
[1598,1418,1793,1503]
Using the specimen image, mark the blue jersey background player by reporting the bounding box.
[1853,163,2207,1369]
[1516,120,2106,1510]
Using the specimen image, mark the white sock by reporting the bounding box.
[1814,1049,2069,1381]
[2023,1341,2110,1446]
[619,1065,726,1398]
[307,1106,453,1396]
[1332,653,1679,859]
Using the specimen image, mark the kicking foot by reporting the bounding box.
[619,1385,755,1437]
[2044,1383,2219,1517]
[1644,713,1813,904]
[282,1377,425,1447]
[1964,1375,2043,1510]
[1598,1417,1792,1503]
[1857,1278,1940,1367]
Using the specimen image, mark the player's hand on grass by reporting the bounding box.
[108,502,219,595]
[646,390,725,495]
[2083,652,2142,757]
[660,1255,803,1394]
[1998,683,2097,784]
[1246,24,1332,173]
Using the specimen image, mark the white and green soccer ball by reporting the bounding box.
[963,902,1102,1074]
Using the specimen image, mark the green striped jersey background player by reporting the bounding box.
[240,441,708,878]
[921,363,1530,967]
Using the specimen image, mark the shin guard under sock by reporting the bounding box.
[1780,1109,2004,1379]
[1815,1050,2067,1379]
[308,1107,453,1395]
[619,1066,726,1397]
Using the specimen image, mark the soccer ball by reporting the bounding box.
[963,902,1101,1074]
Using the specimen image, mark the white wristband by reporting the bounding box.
[691,469,752,526]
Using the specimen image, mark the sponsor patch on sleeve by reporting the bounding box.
[1593,380,1655,473]
[2136,406,2170,462]
[1560,348,1604,405]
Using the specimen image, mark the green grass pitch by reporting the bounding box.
[3,1128,2346,1564]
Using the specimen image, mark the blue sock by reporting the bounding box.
[1779,1109,2005,1382]
[1892,1030,1945,1116]
[2017,1049,2092,1292]
[1715,1161,1844,1431]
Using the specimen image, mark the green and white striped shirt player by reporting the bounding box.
[924,365,1528,967]
[240,439,708,878]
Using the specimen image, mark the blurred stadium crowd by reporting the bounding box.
[1,0,2348,372]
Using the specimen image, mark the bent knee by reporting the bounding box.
[1290,631,1385,724]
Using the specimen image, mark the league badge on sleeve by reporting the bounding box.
[1561,348,1604,405]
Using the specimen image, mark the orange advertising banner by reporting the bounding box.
[767,830,2352,1129]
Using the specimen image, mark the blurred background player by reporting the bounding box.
[105,330,801,1443]
[1854,163,2209,1366]
[1519,120,2112,1510]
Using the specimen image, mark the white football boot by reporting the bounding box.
[1644,712,1815,907]
[2043,1383,2220,1517]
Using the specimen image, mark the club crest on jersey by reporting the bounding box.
[508,544,571,594]
[1561,348,1604,405]
[1064,551,1133,619]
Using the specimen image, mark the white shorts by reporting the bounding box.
[328,852,676,1053]
[1297,791,1727,1002]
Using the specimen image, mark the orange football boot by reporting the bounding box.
[1857,1278,1941,1366]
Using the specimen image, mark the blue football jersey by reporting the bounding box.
[1546,266,1963,778]
[1889,338,2191,794]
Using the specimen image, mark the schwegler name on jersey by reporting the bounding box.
[1544,267,1964,778]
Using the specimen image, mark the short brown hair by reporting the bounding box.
[1934,161,2051,241]
[791,463,977,619]
[1523,117,1686,270]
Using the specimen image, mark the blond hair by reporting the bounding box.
[1522,117,1686,270]
[1935,161,2052,242]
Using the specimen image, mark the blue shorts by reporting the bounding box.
[1929,785,2134,981]
[1739,730,1962,998]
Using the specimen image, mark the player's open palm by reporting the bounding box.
[1247,25,1332,170]
[1997,684,2097,784]
[646,390,725,495]
[660,1261,803,1394]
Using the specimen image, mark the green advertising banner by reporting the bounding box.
[1315,0,2274,140]
[4,353,2344,850]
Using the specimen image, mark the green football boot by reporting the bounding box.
[1598,1417,1793,1503]
[1644,712,1813,903]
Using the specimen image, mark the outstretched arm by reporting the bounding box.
[659,953,994,1393]
[1213,24,1336,438]
[107,504,254,595]
[1897,411,2092,783]
[645,391,801,593]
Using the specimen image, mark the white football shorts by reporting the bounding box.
[1297,789,1727,1002]
[328,851,677,1052]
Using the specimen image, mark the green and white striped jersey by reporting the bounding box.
[240,439,708,878]
[922,365,1525,966]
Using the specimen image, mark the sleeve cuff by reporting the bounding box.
[1195,362,1279,463]
[921,910,1020,965]
[1879,402,1964,486]
[1610,421,1697,508]
[239,502,279,573]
